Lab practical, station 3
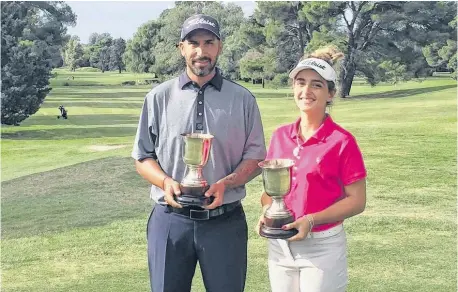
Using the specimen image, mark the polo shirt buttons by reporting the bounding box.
[198,101,202,105]
[198,113,202,116]
[199,91,202,94]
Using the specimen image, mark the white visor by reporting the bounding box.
[289,58,337,83]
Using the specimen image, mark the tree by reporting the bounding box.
[239,49,265,81]
[326,2,404,97]
[88,32,100,46]
[375,1,457,81]
[88,32,112,46]
[218,31,249,80]
[238,46,277,88]
[423,15,457,78]
[87,32,113,72]
[79,44,91,67]
[109,38,126,73]
[239,2,339,85]
[98,46,110,73]
[317,1,458,97]
[123,20,161,73]
[64,35,84,71]
[127,1,246,77]
[251,2,325,65]
[1,1,75,125]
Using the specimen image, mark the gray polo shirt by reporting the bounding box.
[132,68,267,204]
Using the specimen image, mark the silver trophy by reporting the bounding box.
[259,159,298,239]
[176,133,214,207]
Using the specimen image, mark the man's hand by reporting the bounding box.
[282,216,312,242]
[204,181,225,209]
[163,177,182,208]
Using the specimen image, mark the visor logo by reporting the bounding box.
[301,60,326,70]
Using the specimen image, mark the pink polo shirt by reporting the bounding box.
[266,115,367,232]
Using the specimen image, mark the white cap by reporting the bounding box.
[289,58,337,83]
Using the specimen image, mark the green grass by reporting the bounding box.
[51,67,157,86]
[1,70,457,291]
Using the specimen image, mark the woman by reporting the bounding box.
[257,46,367,292]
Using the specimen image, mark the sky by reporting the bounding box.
[65,1,256,44]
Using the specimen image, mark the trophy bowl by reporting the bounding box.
[176,133,214,207]
[259,159,298,239]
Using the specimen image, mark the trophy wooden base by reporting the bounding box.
[176,185,213,207]
[260,213,298,239]
[260,224,298,239]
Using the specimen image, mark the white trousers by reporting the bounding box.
[268,228,348,292]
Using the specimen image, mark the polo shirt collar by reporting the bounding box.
[178,67,223,91]
[290,114,333,143]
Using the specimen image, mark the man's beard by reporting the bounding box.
[189,57,218,77]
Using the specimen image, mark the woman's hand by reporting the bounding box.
[282,215,314,242]
[255,205,270,236]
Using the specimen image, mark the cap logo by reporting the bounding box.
[301,60,326,70]
[185,18,216,29]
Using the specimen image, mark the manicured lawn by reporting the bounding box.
[1,69,456,291]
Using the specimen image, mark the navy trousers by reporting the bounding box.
[147,203,248,292]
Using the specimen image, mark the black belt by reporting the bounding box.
[166,200,241,220]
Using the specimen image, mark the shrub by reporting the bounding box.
[269,73,290,89]
[78,67,100,72]
[136,79,158,85]
[121,81,136,86]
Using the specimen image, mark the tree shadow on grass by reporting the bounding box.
[2,125,137,140]
[10,114,141,126]
[50,79,109,86]
[53,91,148,99]
[5,268,151,292]
[348,84,457,100]
[254,91,291,99]
[41,101,143,109]
[55,268,150,292]
[51,79,154,87]
[1,157,152,239]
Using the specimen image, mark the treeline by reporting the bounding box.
[63,33,126,73]
[64,1,457,98]
[1,1,457,125]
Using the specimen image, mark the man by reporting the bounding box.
[132,14,266,292]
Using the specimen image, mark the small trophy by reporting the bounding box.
[259,159,298,239]
[176,133,214,207]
